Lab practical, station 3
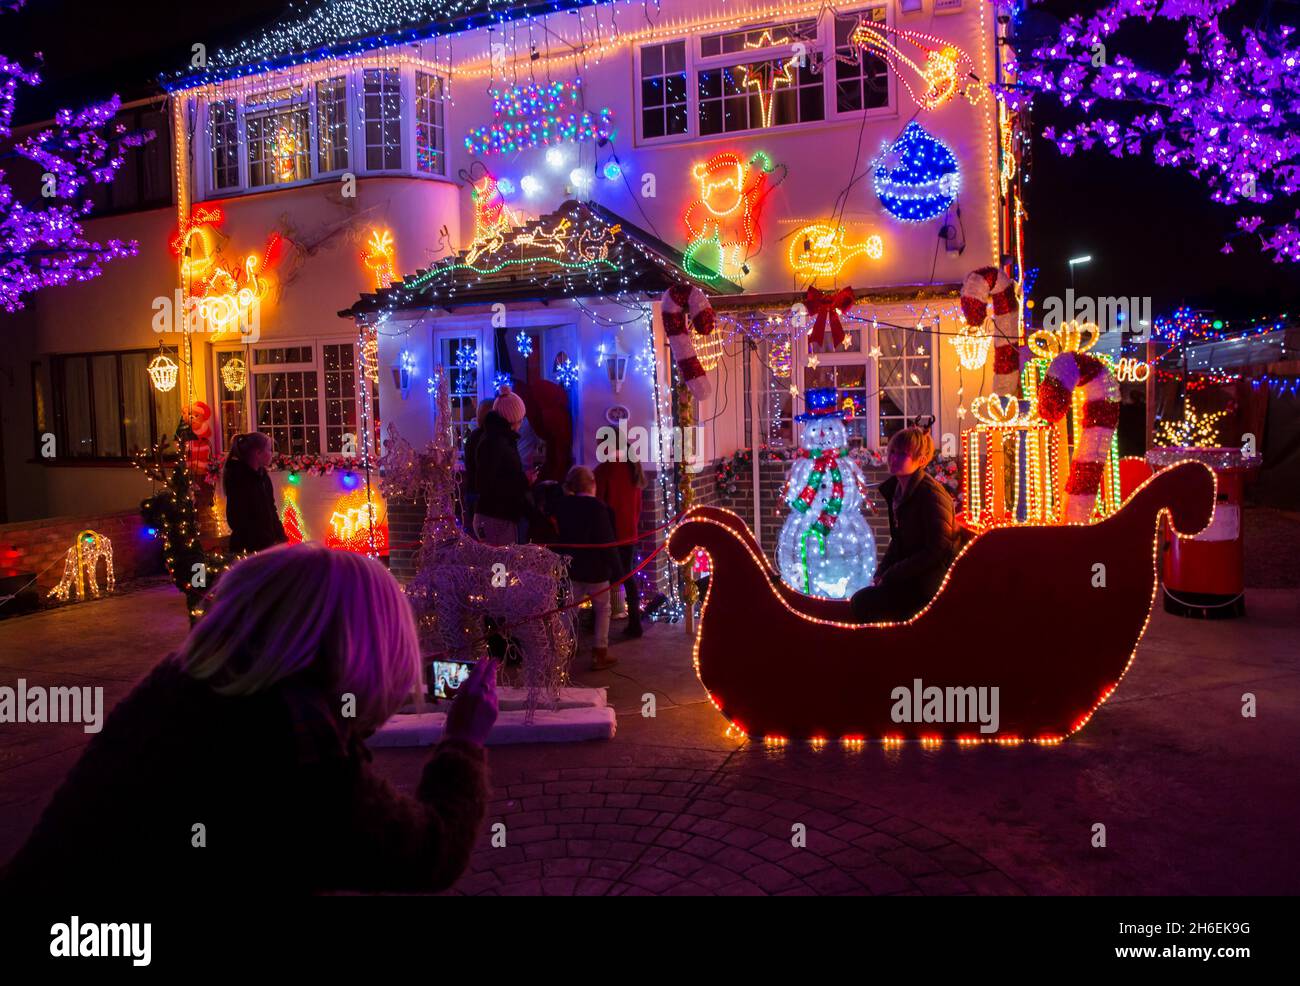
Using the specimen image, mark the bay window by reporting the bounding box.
[194,64,447,198]
[48,349,180,460]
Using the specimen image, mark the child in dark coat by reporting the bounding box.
[223,432,287,555]
[550,466,622,670]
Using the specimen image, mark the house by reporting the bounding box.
[0,0,1022,599]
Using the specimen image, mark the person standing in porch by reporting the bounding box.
[469,389,530,546]
[462,399,495,535]
[850,427,958,624]
[551,466,622,671]
[224,432,287,555]
[595,451,646,638]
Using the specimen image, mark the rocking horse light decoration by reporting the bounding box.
[384,368,574,717]
[48,530,115,603]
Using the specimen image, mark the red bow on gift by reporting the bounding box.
[805,286,855,351]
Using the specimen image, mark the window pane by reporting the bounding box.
[664,41,686,73]
[364,68,403,170]
[153,365,181,441]
[210,99,240,189]
[215,351,248,449]
[315,77,349,173]
[246,104,309,187]
[642,44,663,76]
[118,354,151,452]
[61,357,94,458]
[415,72,445,175]
[91,355,122,457]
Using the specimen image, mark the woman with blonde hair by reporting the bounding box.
[1,543,497,895]
[850,426,958,624]
[224,431,286,554]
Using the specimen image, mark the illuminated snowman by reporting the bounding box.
[777,388,877,599]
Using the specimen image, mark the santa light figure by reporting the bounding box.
[777,388,877,599]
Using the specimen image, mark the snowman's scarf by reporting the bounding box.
[788,446,848,593]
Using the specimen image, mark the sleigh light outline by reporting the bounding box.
[668,460,1216,746]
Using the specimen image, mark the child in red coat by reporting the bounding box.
[594,454,645,638]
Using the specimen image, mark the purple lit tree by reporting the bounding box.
[1,0,153,312]
[1002,0,1299,263]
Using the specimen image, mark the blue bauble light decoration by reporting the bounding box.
[873,122,961,223]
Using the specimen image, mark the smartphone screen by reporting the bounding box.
[427,660,474,701]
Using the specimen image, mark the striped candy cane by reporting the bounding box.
[662,284,715,402]
[1038,352,1120,524]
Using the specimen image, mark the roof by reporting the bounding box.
[339,198,742,318]
[164,0,618,90]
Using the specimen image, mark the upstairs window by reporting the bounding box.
[210,99,240,191]
[363,68,403,170]
[636,6,892,145]
[246,92,310,188]
[414,72,446,175]
[834,8,891,113]
[639,41,688,140]
[314,77,349,173]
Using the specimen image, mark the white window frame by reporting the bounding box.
[633,3,895,148]
[211,336,371,456]
[793,317,936,451]
[191,63,451,200]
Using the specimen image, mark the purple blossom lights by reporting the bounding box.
[1001,0,1300,263]
[1,0,151,311]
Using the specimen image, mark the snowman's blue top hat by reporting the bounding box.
[796,387,845,422]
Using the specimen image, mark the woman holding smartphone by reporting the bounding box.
[2,544,498,895]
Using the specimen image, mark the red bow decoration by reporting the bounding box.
[805,286,855,352]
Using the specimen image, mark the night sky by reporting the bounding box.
[6,0,1297,317]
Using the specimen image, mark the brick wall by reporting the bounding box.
[0,510,164,601]
[387,495,426,584]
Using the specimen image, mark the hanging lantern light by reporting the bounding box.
[147,346,179,393]
[950,319,993,371]
[220,356,247,393]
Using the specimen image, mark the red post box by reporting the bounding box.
[1147,448,1259,619]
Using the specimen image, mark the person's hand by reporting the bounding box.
[444,658,499,747]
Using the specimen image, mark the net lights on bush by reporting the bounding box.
[872,122,961,223]
[464,79,614,156]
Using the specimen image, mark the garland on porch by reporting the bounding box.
[204,451,365,485]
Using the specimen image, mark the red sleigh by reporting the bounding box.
[668,461,1215,745]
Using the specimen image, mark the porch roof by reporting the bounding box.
[164,0,618,90]
[338,198,741,319]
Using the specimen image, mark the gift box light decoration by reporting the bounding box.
[872,122,961,223]
[147,346,179,393]
[48,530,114,603]
[1020,323,1122,520]
[464,79,613,156]
[220,356,247,393]
[961,396,1061,529]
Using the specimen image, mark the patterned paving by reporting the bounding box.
[451,765,1024,896]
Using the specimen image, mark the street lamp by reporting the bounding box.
[1068,254,1092,292]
